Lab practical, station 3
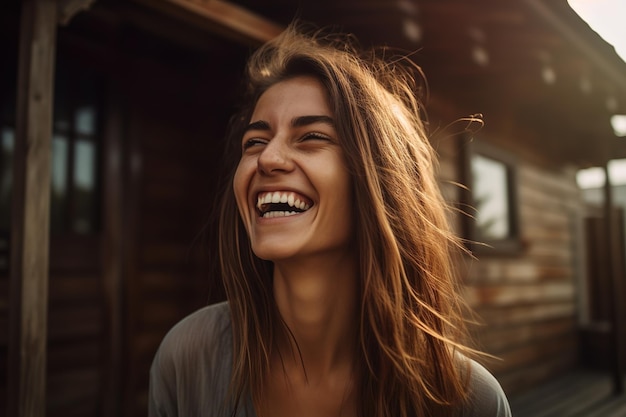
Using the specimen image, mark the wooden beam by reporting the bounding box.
[8,0,57,416]
[524,0,626,95]
[131,0,283,46]
[57,0,96,26]
[100,75,125,417]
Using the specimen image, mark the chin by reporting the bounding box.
[250,243,298,262]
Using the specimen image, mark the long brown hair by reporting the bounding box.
[218,23,475,417]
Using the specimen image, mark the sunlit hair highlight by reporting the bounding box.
[218,23,477,417]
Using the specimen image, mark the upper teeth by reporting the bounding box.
[256,191,311,212]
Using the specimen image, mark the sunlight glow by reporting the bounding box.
[611,115,626,137]
[576,167,605,189]
[567,0,626,63]
[578,160,626,189]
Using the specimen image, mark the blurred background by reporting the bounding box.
[1,0,625,416]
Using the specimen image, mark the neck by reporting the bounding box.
[272,251,359,379]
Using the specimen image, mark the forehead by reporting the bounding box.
[251,75,332,119]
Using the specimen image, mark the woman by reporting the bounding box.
[149,24,511,417]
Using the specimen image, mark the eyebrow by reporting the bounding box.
[244,115,335,133]
[292,115,335,128]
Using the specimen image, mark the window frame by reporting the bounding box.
[460,138,522,255]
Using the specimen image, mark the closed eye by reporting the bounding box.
[242,137,267,150]
[300,131,332,142]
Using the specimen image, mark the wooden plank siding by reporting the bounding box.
[117,30,246,415]
[434,127,585,394]
[44,237,104,416]
[431,115,584,395]
[1,3,250,414]
[453,153,584,395]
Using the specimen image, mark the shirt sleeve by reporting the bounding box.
[147,302,235,417]
[149,338,179,417]
[463,359,512,417]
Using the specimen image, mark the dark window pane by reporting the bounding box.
[0,127,14,230]
[72,139,96,234]
[54,72,70,133]
[51,134,69,233]
[51,62,102,235]
[74,106,96,136]
[55,118,71,132]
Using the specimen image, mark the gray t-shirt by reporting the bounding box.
[149,302,512,417]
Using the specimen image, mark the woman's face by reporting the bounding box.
[233,75,354,262]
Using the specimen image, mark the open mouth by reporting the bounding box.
[256,191,312,218]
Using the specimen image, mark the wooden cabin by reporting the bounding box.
[2,0,625,416]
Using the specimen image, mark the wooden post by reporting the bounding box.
[8,0,57,416]
[603,164,625,395]
[101,81,125,417]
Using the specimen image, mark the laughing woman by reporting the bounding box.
[149,24,511,417]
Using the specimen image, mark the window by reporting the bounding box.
[461,139,520,254]
[0,128,13,233]
[0,128,12,273]
[0,60,102,241]
[0,65,16,275]
[50,64,102,235]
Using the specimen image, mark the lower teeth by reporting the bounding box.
[262,211,298,218]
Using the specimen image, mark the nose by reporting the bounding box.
[257,137,294,175]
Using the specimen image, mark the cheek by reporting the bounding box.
[334,157,353,201]
[338,169,356,231]
[328,166,353,215]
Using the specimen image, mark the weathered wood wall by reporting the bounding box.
[469,163,581,393]
[434,112,583,395]
[47,237,104,415]
[1,239,106,416]
[99,12,247,415]
[120,43,237,414]
[2,4,244,415]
